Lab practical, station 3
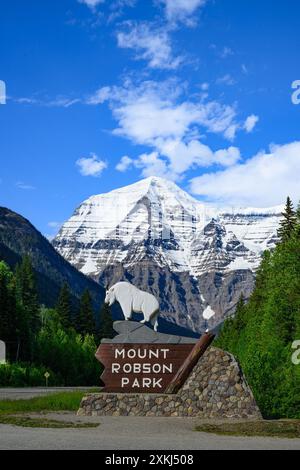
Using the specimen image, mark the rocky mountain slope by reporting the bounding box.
[53,177,282,332]
[0,207,106,311]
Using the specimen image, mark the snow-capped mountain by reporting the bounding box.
[53,176,282,332]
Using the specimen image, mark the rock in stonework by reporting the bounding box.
[78,346,261,419]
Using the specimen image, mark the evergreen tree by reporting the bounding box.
[294,201,300,238]
[56,282,72,329]
[278,197,297,242]
[98,302,114,340]
[296,201,300,222]
[0,261,12,340]
[76,289,96,336]
[15,255,40,332]
[0,261,17,346]
[215,294,246,353]
[234,293,246,333]
[15,255,40,360]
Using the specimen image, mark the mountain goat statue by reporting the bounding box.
[104,282,159,332]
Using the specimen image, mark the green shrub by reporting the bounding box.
[0,363,60,387]
[34,326,101,386]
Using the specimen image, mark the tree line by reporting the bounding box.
[216,197,300,418]
[0,256,114,385]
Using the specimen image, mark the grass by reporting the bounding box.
[195,420,300,439]
[0,391,85,415]
[0,391,99,428]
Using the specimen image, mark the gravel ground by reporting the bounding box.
[1,414,300,450]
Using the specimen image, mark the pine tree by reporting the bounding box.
[15,255,40,332]
[294,201,300,238]
[216,294,246,353]
[278,197,297,242]
[56,282,72,329]
[296,201,300,222]
[98,302,114,340]
[234,293,246,333]
[0,262,11,340]
[15,255,40,360]
[0,261,17,345]
[76,289,96,335]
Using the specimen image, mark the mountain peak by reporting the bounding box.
[52,178,282,332]
[142,175,167,184]
[53,177,281,280]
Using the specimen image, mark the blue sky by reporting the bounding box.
[0,0,300,237]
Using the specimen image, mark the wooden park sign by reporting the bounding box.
[96,332,214,393]
[98,282,215,393]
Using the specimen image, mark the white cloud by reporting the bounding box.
[86,86,111,105]
[216,74,236,86]
[111,0,136,8]
[113,94,201,144]
[117,22,182,70]
[224,124,239,141]
[94,80,240,144]
[214,147,241,167]
[15,97,39,105]
[156,139,240,174]
[14,95,81,108]
[108,0,136,21]
[48,221,62,229]
[115,155,134,172]
[116,152,178,180]
[241,64,248,75]
[200,82,209,91]
[244,114,259,133]
[76,153,107,177]
[189,141,300,207]
[91,79,255,180]
[15,182,36,190]
[220,47,234,59]
[47,97,81,108]
[161,0,207,25]
[78,0,104,8]
[135,152,177,180]
[115,145,240,181]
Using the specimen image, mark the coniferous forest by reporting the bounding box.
[0,255,113,386]
[216,197,300,419]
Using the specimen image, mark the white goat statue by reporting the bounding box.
[104,282,159,332]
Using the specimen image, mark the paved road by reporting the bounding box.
[0,415,300,450]
[0,387,97,400]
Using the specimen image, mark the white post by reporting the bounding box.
[0,340,6,364]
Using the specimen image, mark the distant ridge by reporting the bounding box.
[0,207,105,310]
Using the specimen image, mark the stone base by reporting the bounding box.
[78,347,261,419]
